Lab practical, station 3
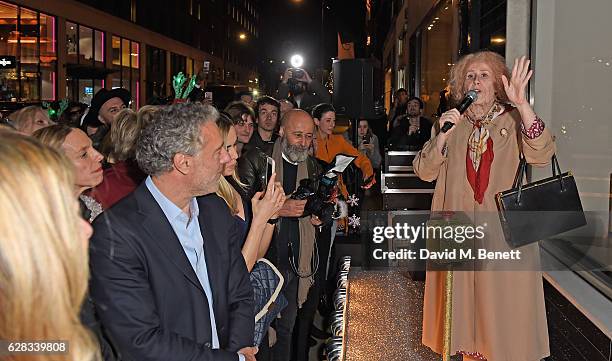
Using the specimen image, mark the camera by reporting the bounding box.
[290,68,305,79]
[290,172,341,226]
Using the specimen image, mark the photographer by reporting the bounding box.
[357,119,382,169]
[277,68,331,111]
[238,110,330,361]
[387,96,432,151]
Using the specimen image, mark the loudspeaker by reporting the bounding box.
[332,58,380,119]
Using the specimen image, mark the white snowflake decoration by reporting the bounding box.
[348,214,361,229]
[347,194,360,207]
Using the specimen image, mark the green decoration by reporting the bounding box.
[172,72,187,97]
[172,72,197,100]
[58,99,70,118]
[42,99,71,120]
[182,76,197,99]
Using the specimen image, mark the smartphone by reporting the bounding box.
[264,157,275,192]
[204,91,213,101]
[362,135,370,145]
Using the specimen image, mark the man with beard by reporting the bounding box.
[387,96,432,151]
[277,68,331,111]
[81,88,130,150]
[387,88,408,130]
[244,96,280,156]
[238,110,325,361]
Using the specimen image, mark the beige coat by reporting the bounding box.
[413,108,555,361]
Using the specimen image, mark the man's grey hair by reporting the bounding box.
[136,102,219,176]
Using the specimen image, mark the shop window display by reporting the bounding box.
[0,1,56,102]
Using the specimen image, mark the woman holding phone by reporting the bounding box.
[215,113,286,271]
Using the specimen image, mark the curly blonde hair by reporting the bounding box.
[448,51,511,105]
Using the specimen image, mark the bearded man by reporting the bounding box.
[238,109,325,361]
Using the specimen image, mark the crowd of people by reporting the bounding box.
[0,51,553,361]
[0,66,379,361]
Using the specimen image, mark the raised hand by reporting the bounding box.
[502,56,533,106]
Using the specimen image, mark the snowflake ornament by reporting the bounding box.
[348,214,361,229]
[347,194,360,207]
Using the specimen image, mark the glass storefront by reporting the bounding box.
[0,1,56,102]
[111,35,139,108]
[417,0,458,119]
[145,45,166,101]
[532,0,611,299]
[66,21,105,105]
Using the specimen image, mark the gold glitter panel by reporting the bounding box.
[343,269,462,361]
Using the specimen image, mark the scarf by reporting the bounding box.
[465,102,504,204]
[271,140,316,308]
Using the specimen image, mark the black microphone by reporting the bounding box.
[441,90,478,133]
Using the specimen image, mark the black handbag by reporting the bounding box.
[495,154,587,248]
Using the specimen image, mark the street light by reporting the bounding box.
[238,33,247,40]
[290,54,304,68]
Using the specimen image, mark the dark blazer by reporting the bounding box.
[90,183,254,361]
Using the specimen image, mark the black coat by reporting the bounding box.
[90,183,254,361]
[387,117,433,151]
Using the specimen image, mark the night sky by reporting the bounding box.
[259,0,327,70]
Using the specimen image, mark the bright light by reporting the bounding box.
[491,37,505,44]
[253,89,259,96]
[239,33,247,40]
[290,54,304,68]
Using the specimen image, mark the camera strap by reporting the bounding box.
[288,227,319,279]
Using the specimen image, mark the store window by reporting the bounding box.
[171,52,186,76]
[110,35,139,108]
[145,45,166,102]
[65,21,105,104]
[0,1,57,103]
[65,22,103,66]
[418,0,458,118]
[532,0,611,299]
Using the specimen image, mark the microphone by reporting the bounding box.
[441,90,478,133]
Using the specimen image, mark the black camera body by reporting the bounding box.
[287,68,307,95]
[291,68,305,79]
[291,172,339,226]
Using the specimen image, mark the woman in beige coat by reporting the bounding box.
[413,51,555,361]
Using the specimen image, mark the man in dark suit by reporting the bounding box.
[90,102,256,361]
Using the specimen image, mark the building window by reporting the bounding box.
[171,52,186,76]
[186,57,194,76]
[146,45,166,102]
[418,0,457,118]
[65,20,104,104]
[66,22,103,66]
[78,25,93,61]
[0,1,57,102]
[109,35,139,108]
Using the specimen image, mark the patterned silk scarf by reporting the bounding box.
[465,102,504,204]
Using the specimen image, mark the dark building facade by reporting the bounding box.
[1,0,260,107]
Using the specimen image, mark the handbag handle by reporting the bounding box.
[513,154,565,205]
